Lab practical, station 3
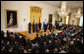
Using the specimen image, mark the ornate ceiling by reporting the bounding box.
[41,1,83,9]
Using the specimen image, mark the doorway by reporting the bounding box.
[30,7,42,30]
[48,14,52,23]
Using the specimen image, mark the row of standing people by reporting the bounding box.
[28,22,53,33]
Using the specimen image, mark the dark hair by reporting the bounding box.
[36,33,38,37]
[44,34,46,36]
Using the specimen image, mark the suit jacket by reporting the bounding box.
[33,23,35,29]
[39,23,41,27]
[36,23,38,30]
[29,23,31,29]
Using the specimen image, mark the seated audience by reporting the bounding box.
[1,24,83,53]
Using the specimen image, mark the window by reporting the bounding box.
[66,16,69,24]
[79,16,83,26]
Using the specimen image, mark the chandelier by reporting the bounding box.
[76,8,81,18]
[57,1,70,18]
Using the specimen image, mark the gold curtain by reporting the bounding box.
[30,7,42,24]
[77,18,80,26]
[68,13,71,24]
[64,17,66,24]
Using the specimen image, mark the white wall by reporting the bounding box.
[1,1,58,32]
[70,8,79,25]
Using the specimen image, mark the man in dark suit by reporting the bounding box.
[33,22,35,33]
[49,22,52,32]
[1,31,4,40]
[46,23,48,30]
[41,41,48,53]
[28,22,31,33]
[44,23,47,32]
[56,23,59,29]
[36,23,38,32]
[39,22,41,30]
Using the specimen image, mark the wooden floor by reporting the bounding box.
[18,29,63,40]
